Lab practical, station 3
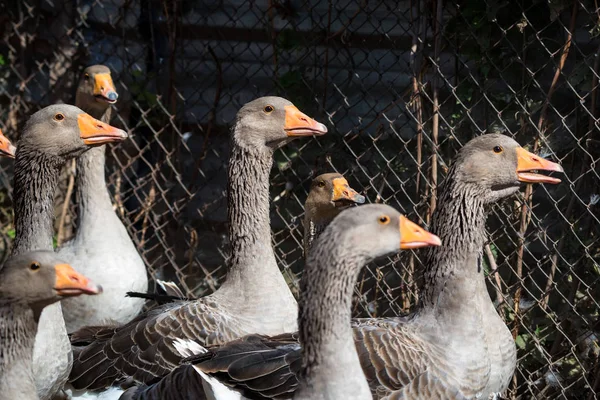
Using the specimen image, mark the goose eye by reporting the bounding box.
[30,262,41,271]
[264,105,274,114]
[378,215,390,225]
[317,181,326,188]
[493,145,503,154]
[54,113,65,122]
[84,74,90,81]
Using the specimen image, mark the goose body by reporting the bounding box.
[11,105,128,400]
[189,134,563,399]
[0,252,101,400]
[69,97,327,394]
[59,65,147,332]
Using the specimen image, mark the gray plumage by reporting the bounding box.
[296,204,410,400]
[12,104,127,400]
[59,65,147,332]
[0,251,100,400]
[68,97,327,392]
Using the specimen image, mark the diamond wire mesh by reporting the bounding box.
[0,0,598,398]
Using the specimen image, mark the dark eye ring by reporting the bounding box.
[84,74,90,81]
[378,215,390,225]
[264,105,274,113]
[54,113,65,121]
[317,181,326,188]
[493,145,503,154]
[30,262,40,271]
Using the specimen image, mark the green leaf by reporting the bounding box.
[515,335,526,349]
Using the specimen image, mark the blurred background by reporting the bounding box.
[0,0,598,398]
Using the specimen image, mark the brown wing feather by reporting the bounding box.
[382,371,469,400]
[69,298,245,390]
[119,365,206,400]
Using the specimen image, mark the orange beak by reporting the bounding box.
[93,73,118,104]
[399,215,442,249]
[331,177,365,205]
[0,129,16,158]
[284,105,328,136]
[77,113,128,146]
[515,147,564,184]
[54,263,102,297]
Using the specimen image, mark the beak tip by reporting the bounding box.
[94,284,103,294]
[317,123,328,134]
[356,195,366,204]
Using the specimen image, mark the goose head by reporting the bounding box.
[0,251,102,311]
[17,104,127,160]
[0,128,16,158]
[305,173,365,224]
[233,96,327,150]
[75,65,118,113]
[452,133,564,203]
[329,204,442,260]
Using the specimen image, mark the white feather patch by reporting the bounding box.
[172,338,206,358]
[193,367,245,400]
[69,386,124,400]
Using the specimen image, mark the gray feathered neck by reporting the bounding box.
[12,151,62,255]
[421,164,489,309]
[74,105,113,216]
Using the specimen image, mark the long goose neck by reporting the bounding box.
[299,233,365,387]
[75,107,113,219]
[219,140,278,292]
[75,146,112,216]
[0,304,38,398]
[422,169,488,312]
[12,152,61,255]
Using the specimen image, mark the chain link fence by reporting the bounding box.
[0,0,599,398]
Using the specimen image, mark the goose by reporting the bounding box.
[303,172,365,257]
[11,104,128,400]
[187,133,564,399]
[59,65,148,332]
[0,251,102,400]
[68,97,328,394]
[0,127,16,158]
[294,205,441,400]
